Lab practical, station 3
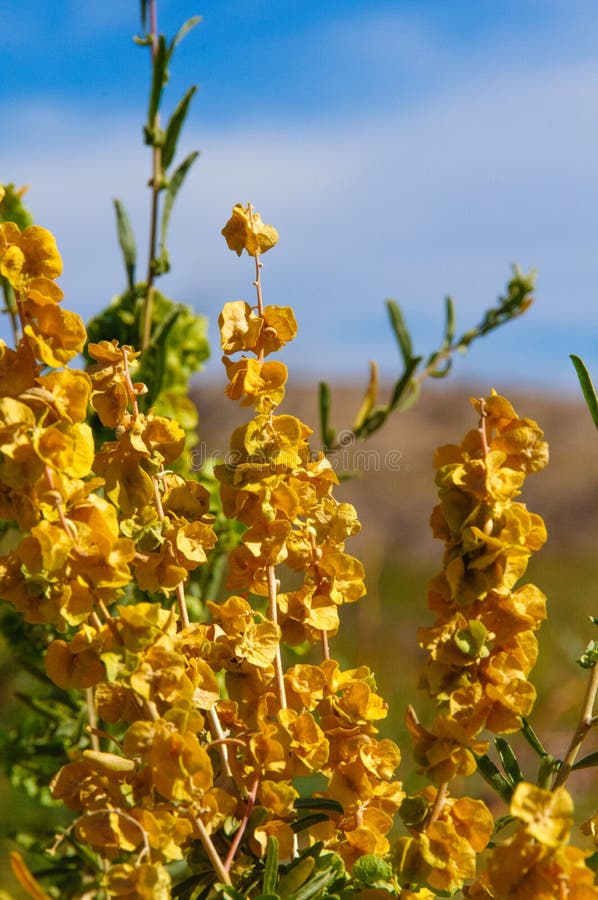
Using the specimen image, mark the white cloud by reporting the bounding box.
[1,53,597,389]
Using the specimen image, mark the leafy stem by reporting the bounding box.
[142,0,162,350]
[552,657,598,789]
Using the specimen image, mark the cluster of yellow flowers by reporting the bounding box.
[215,203,404,865]
[0,205,405,896]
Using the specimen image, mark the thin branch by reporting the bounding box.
[267,565,287,709]
[224,777,259,873]
[553,661,598,789]
[85,689,100,752]
[195,814,232,886]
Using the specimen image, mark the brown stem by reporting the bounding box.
[320,629,330,661]
[267,565,287,709]
[224,777,259,872]
[195,814,232,885]
[428,781,448,824]
[553,661,598,789]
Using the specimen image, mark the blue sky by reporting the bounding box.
[2,0,598,393]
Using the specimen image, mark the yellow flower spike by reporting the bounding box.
[221,202,279,257]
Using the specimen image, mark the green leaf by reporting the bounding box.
[318,381,335,450]
[495,737,523,786]
[160,150,200,262]
[293,797,344,814]
[454,619,489,658]
[386,299,413,367]
[287,853,345,900]
[475,753,513,803]
[139,0,149,31]
[492,814,517,835]
[262,836,279,894]
[572,751,598,771]
[170,15,202,53]
[444,295,455,345]
[578,639,598,669]
[278,858,315,899]
[388,356,421,412]
[537,754,560,789]
[148,34,167,129]
[291,813,329,833]
[352,361,378,433]
[520,717,548,757]
[570,355,598,431]
[162,85,197,170]
[113,198,137,290]
[585,851,598,872]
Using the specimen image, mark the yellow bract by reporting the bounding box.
[221,202,279,257]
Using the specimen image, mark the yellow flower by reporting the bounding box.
[221,202,279,256]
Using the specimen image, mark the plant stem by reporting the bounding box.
[553,661,598,789]
[86,689,100,752]
[142,0,162,351]
[195,815,232,886]
[267,565,287,709]
[224,777,259,872]
[428,781,448,824]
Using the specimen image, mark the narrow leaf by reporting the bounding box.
[262,836,279,894]
[352,361,378,432]
[386,299,413,367]
[162,85,197,170]
[495,737,523,786]
[113,199,137,290]
[388,356,421,412]
[294,797,344,814]
[170,15,202,53]
[318,381,335,450]
[572,751,598,771]
[475,753,513,803]
[139,0,149,31]
[571,355,598,431]
[291,814,330,833]
[444,295,455,345]
[148,34,167,128]
[160,150,200,260]
[521,717,548,757]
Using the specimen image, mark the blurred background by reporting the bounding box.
[2,0,598,894]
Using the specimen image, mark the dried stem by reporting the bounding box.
[553,661,598,789]
[195,814,232,886]
[478,398,490,456]
[224,777,259,872]
[267,565,287,709]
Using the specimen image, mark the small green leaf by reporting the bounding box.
[162,85,197,170]
[293,797,344,814]
[386,299,413,367]
[170,15,202,54]
[388,357,422,412]
[495,737,523,786]
[352,361,378,433]
[399,795,428,827]
[148,34,168,128]
[160,150,200,262]
[291,813,329,833]
[537,754,560,788]
[318,381,335,450]
[585,850,598,872]
[278,858,315,899]
[444,295,455,345]
[139,0,149,31]
[475,753,513,803]
[572,751,598,771]
[262,836,279,893]
[113,199,137,290]
[492,814,517,835]
[578,639,598,669]
[520,717,548,758]
[571,355,598,431]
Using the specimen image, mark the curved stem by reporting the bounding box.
[224,777,259,872]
